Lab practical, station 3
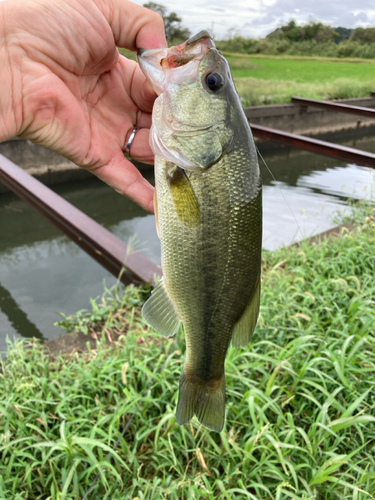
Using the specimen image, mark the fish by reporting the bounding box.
[138,31,262,433]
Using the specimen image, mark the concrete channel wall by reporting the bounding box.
[246,96,375,137]
[1,96,375,194]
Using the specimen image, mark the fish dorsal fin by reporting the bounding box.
[231,280,260,348]
[142,278,181,337]
[167,166,201,226]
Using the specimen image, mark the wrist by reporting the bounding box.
[0,2,18,143]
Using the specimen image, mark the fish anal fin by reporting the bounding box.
[167,166,200,226]
[232,280,260,348]
[142,278,180,337]
[176,371,225,433]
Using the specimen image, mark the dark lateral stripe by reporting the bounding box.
[0,154,162,285]
[249,124,375,168]
[291,96,375,118]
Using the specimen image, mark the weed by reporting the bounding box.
[1,204,375,498]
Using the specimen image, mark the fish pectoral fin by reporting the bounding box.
[168,166,200,226]
[141,278,181,337]
[231,280,260,348]
[176,371,225,433]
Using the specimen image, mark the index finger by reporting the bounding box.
[92,150,155,213]
[95,0,167,50]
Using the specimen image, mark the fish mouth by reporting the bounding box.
[160,30,214,69]
[137,30,215,94]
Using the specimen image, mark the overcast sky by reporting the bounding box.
[132,0,375,39]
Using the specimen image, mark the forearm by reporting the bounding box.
[0,2,18,143]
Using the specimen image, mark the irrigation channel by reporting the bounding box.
[1,130,375,350]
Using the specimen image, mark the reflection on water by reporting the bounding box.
[0,172,159,351]
[262,165,375,249]
[0,132,374,348]
[298,165,375,200]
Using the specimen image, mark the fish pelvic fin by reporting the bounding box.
[142,278,181,337]
[231,279,260,348]
[176,371,225,433]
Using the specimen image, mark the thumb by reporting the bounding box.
[94,0,168,50]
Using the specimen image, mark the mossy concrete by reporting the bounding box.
[245,97,375,139]
[44,330,97,356]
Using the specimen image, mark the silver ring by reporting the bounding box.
[123,127,140,156]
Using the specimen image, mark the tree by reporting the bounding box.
[267,20,336,44]
[143,2,191,43]
[267,20,302,42]
[351,27,375,44]
[333,27,352,44]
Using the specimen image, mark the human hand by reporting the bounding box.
[0,0,167,212]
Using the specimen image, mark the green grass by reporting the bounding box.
[118,46,375,106]
[118,47,137,61]
[226,54,375,81]
[1,204,375,499]
[223,52,375,64]
[234,77,375,106]
[224,54,375,106]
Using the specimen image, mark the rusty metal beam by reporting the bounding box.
[0,154,162,285]
[291,96,375,119]
[250,123,375,168]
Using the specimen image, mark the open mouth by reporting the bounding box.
[137,31,216,94]
[137,30,215,74]
[160,31,215,69]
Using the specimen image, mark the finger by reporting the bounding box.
[130,64,158,113]
[136,110,152,129]
[96,0,167,50]
[126,128,154,164]
[119,59,157,113]
[92,151,155,212]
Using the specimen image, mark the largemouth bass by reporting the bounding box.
[138,31,262,433]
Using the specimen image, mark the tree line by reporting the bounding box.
[216,21,375,59]
[143,4,375,59]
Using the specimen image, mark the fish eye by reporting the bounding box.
[204,72,223,92]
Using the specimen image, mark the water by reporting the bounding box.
[1,132,374,350]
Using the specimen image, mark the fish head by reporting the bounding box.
[138,31,236,171]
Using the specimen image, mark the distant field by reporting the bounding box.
[226,53,375,106]
[226,54,375,82]
[118,48,375,106]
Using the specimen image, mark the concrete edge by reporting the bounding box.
[291,221,356,247]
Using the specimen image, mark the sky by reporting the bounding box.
[132,0,375,39]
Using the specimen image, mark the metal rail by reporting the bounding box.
[250,123,375,168]
[0,154,162,285]
[291,96,375,119]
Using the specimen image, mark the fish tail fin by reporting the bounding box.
[176,370,225,433]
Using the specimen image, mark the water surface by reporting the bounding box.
[0,132,374,350]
